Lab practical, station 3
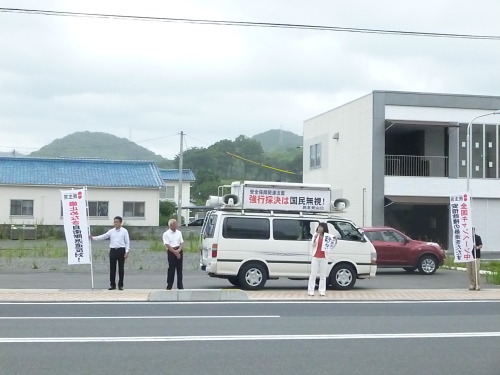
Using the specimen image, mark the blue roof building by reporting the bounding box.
[0,157,165,226]
[0,157,164,188]
[158,169,196,182]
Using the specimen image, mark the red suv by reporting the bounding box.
[362,227,446,275]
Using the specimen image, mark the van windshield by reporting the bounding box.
[328,220,365,242]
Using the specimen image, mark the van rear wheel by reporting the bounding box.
[238,262,267,290]
[228,276,240,287]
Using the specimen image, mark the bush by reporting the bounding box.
[159,201,176,226]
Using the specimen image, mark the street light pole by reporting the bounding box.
[465,110,500,291]
[177,131,184,225]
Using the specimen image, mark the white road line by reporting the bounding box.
[1,332,499,343]
[0,315,280,320]
[0,300,499,305]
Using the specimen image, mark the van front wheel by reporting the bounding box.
[330,264,356,290]
[238,263,267,290]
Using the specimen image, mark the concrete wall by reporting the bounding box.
[0,186,161,226]
[468,198,500,252]
[303,93,374,226]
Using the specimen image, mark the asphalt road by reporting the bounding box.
[0,264,496,290]
[0,301,499,375]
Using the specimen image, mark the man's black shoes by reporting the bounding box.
[108,287,116,290]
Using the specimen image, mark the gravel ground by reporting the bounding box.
[0,240,200,272]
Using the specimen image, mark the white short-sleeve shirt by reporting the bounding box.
[163,229,184,247]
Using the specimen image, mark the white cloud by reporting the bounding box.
[0,0,499,158]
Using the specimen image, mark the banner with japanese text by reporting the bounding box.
[450,193,475,263]
[61,188,91,265]
[242,186,331,212]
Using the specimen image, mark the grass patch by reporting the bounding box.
[0,241,66,259]
[443,256,499,285]
[149,240,165,253]
[483,261,500,284]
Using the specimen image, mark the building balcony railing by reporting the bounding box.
[385,155,449,177]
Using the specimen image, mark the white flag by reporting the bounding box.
[449,193,475,263]
[61,188,91,265]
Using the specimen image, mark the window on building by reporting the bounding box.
[123,202,145,218]
[459,122,498,179]
[166,186,175,199]
[160,186,175,200]
[11,200,34,216]
[310,143,321,169]
[88,201,109,217]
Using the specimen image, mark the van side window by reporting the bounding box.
[203,214,217,239]
[273,219,318,240]
[223,217,270,239]
[328,220,365,242]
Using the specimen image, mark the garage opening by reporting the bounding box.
[384,200,449,250]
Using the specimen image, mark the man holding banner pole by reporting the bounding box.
[90,216,130,290]
[449,193,479,291]
[467,229,482,291]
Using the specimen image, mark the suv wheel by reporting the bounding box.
[238,262,267,290]
[418,255,437,275]
[330,264,356,290]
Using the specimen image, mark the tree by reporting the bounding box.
[233,135,264,179]
[191,168,222,205]
[159,200,176,226]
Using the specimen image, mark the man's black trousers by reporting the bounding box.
[109,247,126,288]
[167,249,183,289]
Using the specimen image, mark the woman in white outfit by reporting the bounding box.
[308,222,336,296]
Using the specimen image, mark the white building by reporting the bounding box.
[0,157,164,227]
[158,169,196,223]
[303,91,500,251]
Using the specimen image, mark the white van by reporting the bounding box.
[199,182,377,290]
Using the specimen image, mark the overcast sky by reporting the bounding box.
[0,0,499,159]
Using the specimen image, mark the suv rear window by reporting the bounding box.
[223,217,270,239]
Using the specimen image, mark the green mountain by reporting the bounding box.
[251,129,302,152]
[30,131,171,165]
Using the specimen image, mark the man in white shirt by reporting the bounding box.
[90,216,130,290]
[162,218,184,290]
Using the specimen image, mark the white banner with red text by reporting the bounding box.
[242,186,331,212]
[61,188,91,265]
[449,193,475,263]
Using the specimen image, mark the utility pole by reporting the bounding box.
[177,131,184,224]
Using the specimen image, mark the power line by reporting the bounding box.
[184,134,298,174]
[0,7,499,40]
[226,152,297,175]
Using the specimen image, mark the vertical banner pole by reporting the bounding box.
[85,187,95,290]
